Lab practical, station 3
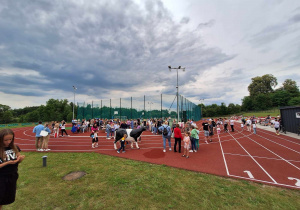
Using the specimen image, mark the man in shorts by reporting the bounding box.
[202,120,209,144]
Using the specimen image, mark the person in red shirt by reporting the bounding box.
[173,124,183,153]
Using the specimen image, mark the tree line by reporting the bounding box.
[199,74,300,117]
[0,99,76,124]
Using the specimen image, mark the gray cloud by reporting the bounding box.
[0,0,232,103]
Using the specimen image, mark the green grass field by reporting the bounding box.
[5,152,300,210]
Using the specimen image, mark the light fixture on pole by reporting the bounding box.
[72,85,77,120]
[168,66,185,123]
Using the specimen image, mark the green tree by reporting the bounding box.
[271,90,291,107]
[3,111,13,123]
[248,74,277,96]
[282,79,300,98]
[288,96,300,106]
[241,96,254,111]
[25,110,40,122]
[253,94,272,110]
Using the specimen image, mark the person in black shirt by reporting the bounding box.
[202,120,209,144]
[0,129,25,209]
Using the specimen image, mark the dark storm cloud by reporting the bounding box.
[0,0,232,100]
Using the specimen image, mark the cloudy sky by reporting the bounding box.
[0,0,300,109]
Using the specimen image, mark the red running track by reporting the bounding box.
[12,122,300,190]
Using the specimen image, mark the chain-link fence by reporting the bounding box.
[77,94,201,121]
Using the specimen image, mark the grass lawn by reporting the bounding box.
[240,109,280,118]
[5,152,300,210]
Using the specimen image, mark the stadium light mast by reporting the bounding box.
[168,66,185,123]
[72,85,77,120]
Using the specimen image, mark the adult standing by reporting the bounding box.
[190,125,199,152]
[246,118,252,132]
[54,121,60,138]
[41,123,51,151]
[208,121,214,143]
[173,124,182,153]
[230,118,235,132]
[33,121,44,151]
[224,118,229,133]
[158,121,172,152]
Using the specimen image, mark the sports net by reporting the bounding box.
[77,94,201,121]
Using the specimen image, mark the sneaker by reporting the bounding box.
[182,155,186,157]
[186,156,189,158]
[122,151,126,153]
[68,135,70,136]
[163,149,166,152]
[46,149,51,151]
[39,149,44,151]
[106,138,111,139]
[194,150,197,153]
[205,141,208,144]
[92,146,95,148]
[117,151,120,153]
[36,149,40,151]
[210,139,212,142]
[169,148,172,151]
[189,150,193,152]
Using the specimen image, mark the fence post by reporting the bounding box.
[161,94,163,119]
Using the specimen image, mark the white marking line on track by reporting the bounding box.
[243,133,300,171]
[223,153,300,163]
[228,132,278,184]
[256,134,300,154]
[228,174,300,190]
[217,134,230,176]
[288,177,300,187]
[244,170,254,179]
[257,130,300,146]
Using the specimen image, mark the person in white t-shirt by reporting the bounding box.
[274,118,280,135]
[246,119,252,132]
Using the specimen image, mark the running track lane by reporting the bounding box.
[12,124,300,190]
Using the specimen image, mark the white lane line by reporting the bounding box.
[229,132,278,184]
[218,134,230,176]
[257,130,300,146]
[244,134,300,171]
[256,134,300,154]
[224,153,300,163]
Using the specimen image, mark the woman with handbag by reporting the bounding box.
[41,123,51,151]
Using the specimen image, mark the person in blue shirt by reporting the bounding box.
[158,121,172,152]
[33,121,44,151]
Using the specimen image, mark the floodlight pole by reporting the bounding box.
[72,86,77,120]
[168,66,185,123]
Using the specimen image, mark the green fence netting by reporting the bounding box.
[77,94,201,121]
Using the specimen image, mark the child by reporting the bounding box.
[241,123,244,131]
[182,131,190,158]
[91,123,99,148]
[0,129,25,209]
[253,122,257,134]
[117,134,127,153]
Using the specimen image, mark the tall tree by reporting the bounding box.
[248,74,277,96]
[282,79,300,97]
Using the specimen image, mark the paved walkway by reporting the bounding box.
[256,123,300,140]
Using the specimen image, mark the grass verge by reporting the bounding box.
[5,152,300,210]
